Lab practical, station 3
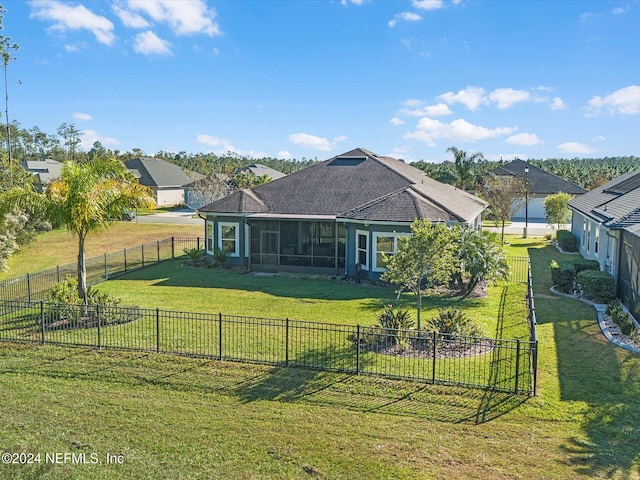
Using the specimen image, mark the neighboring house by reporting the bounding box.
[199,148,488,280]
[568,169,640,321]
[492,159,587,221]
[21,159,63,191]
[235,163,286,181]
[124,157,202,207]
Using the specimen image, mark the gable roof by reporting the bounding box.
[568,169,640,229]
[200,148,487,224]
[21,159,63,185]
[124,157,201,189]
[492,159,587,195]
[236,164,286,181]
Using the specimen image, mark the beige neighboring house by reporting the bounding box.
[21,159,63,191]
[124,157,202,207]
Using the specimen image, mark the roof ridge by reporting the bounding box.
[339,187,408,217]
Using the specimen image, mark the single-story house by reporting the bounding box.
[568,169,640,321]
[235,163,286,181]
[124,157,202,207]
[492,159,587,221]
[21,159,63,192]
[199,148,488,280]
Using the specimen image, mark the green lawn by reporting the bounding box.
[0,233,639,478]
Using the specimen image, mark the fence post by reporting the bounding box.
[156,308,160,353]
[56,265,61,283]
[157,240,160,263]
[27,273,32,303]
[197,237,201,251]
[97,304,101,350]
[285,318,289,367]
[124,248,127,273]
[142,244,145,268]
[171,237,175,259]
[104,253,108,280]
[533,340,538,396]
[218,312,223,360]
[356,324,360,374]
[432,330,437,384]
[40,300,45,345]
[514,339,521,394]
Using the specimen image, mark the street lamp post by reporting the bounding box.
[524,166,529,238]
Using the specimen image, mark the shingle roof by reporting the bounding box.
[21,159,63,185]
[236,164,286,180]
[124,157,201,188]
[492,159,587,195]
[568,169,640,228]
[200,148,487,224]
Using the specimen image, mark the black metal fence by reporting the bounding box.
[0,237,203,302]
[0,249,537,395]
[0,300,537,394]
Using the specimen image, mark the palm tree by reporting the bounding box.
[1,157,155,303]
[446,146,484,191]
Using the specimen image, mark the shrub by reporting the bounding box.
[183,247,205,262]
[211,245,229,267]
[424,307,485,339]
[377,304,415,331]
[606,300,636,336]
[550,259,600,293]
[557,229,578,252]
[576,270,616,304]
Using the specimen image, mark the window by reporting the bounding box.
[206,221,214,254]
[582,220,586,247]
[218,222,239,257]
[373,232,409,271]
[586,222,591,252]
[595,227,599,254]
[356,230,369,270]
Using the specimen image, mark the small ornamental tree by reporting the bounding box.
[453,226,509,297]
[480,174,526,243]
[544,192,573,230]
[381,220,455,329]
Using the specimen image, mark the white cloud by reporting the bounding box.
[277,150,293,160]
[80,129,121,150]
[30,0,116,45]
[586,85,640,116]
[133,31,172,56]
[488,88,531,109]
[113,4,149,28]
[550,97,567,110]
[197,134,230,148]
[73,112,92,121]
[126,0,221,36]
[288,133,346,151]
[404,117,516,146]
[341,0,369,5]
[390,117,405,126]
[557,142,595,154]
[412,0,444,10]
[506,133,542,146]
[388,11,422,27]
[612,7,627,14]
[400,101,452,117]
[591,135,606,142]
[437,86,487,110]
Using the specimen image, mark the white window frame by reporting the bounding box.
[355,230,369,271]
[372,232,409,272]
[206,221,214,254]
[594,227,599,254]
[218,221,240,257]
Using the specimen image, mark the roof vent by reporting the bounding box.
[328,156,366,167]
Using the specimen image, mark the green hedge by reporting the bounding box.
[550,258,600,294]
[576,270,616,304]
[557,229,578,252]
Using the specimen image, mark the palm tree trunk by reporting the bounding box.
[77,233,88,306]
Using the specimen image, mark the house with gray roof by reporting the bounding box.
[235,163,286,181]
[492,159,587,221]
[199,148,488,280]
[21,159,63,192]
[568,169,640,321]
[124,157,202,207]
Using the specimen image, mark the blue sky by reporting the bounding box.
[5,0,640,162]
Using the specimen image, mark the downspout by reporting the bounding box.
[333,220,338,279]
[246,220,252,272]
